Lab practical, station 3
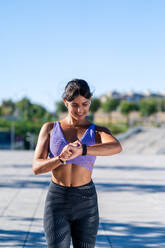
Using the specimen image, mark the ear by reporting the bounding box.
[63,98,68,108]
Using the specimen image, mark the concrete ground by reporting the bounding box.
[0,150,165,248]
[120,127,165,155]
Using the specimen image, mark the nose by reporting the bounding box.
[77,106,83,113]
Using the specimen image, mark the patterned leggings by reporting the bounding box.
[43,179,99,248]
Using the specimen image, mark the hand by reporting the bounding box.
[67,140,83,160]
[59,144,73,161]
[59,140,82,161]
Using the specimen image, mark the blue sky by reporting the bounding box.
[0,0,165,111]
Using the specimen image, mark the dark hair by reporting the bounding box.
[62,78,93,101]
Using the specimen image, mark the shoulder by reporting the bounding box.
[94,124,112,143]
[95,124,112,135]
[40,122,55,135]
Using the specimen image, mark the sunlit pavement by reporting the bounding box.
[0,150,165,248]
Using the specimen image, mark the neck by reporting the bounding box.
[64,115,87,127]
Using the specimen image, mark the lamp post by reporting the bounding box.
[11,121,15,150]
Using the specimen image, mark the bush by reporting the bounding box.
[101,98,120,112]
[139,98,157,116]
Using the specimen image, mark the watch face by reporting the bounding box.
[82,144,87,155]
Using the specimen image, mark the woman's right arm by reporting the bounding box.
[32,122,63,175]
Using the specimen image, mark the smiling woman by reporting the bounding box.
[32,78,122,248]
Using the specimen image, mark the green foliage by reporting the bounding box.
[0,94,164,149]
[30,104,47,120]
[56,100,67,113]
[0,96,57,149]
[160,98,165,111]
[16,97,32,120]
[0,119,43,136]
[101,98,120,112]
[0,119,11,131]
[120,101,139,115]
[139,98,157,116]
[90,98,101,113]
[1,99,16,116]
[15,97,52,121]
[0,118,45,149]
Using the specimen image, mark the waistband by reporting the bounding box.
[49,179,95,191]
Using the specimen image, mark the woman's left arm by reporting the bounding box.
[67,126,122,159]
[87,126,122,156]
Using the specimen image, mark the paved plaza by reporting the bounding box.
[0,150,165,248]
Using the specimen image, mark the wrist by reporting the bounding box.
[58,155,67,165]
[82,144,87,155]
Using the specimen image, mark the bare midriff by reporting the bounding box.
[51,163,92,187]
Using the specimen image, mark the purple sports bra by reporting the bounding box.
[48,121,97,171]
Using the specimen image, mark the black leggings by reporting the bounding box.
[43,179,99,248]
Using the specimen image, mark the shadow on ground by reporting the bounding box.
[98,218,165,248]
[0,229,46,247]
[1,220,164,248]
[95,165,165,171]
[95,182,165,193]
[0,179,50,189]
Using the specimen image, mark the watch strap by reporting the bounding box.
[82,144,87,155]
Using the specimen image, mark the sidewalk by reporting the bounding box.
[0,151,165,247]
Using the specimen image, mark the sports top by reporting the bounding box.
[48,121,97,171]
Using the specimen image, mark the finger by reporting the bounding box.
[76,140,82,147]
[74,138,81,143]
[70,141,79,146]
[71,143,79,147]
[68,143,78,149]
[68,146,74,152]
[67,145,74,151]
[72,140,81,147]
[76,137,82,144]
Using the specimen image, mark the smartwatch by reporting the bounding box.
[58,155,67,165]
[82,144,87,155]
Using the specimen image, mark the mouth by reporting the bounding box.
[76,113,84,117]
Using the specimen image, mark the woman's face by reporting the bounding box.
[64,95,91,120]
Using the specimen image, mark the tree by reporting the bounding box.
[30,104,47,120]
[1,99,16,116]
[90,98,101,113]
[101,98,120,112]
[55,101,67,113]
[139,98,157,116]
[160,98,165,111]
[120,101,139,115]
[120,101,139,124]
[16,97,32,120]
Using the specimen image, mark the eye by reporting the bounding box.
[71,103,89,107]
[71,104,77,107]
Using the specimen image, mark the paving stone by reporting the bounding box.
[0,150,165,247]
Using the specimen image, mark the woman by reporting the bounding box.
[32,79,122,248]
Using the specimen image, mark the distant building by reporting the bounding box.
[121,91,144,102]
[100,90,121,102]
[99,89,164,103]
[144,90,163,98]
